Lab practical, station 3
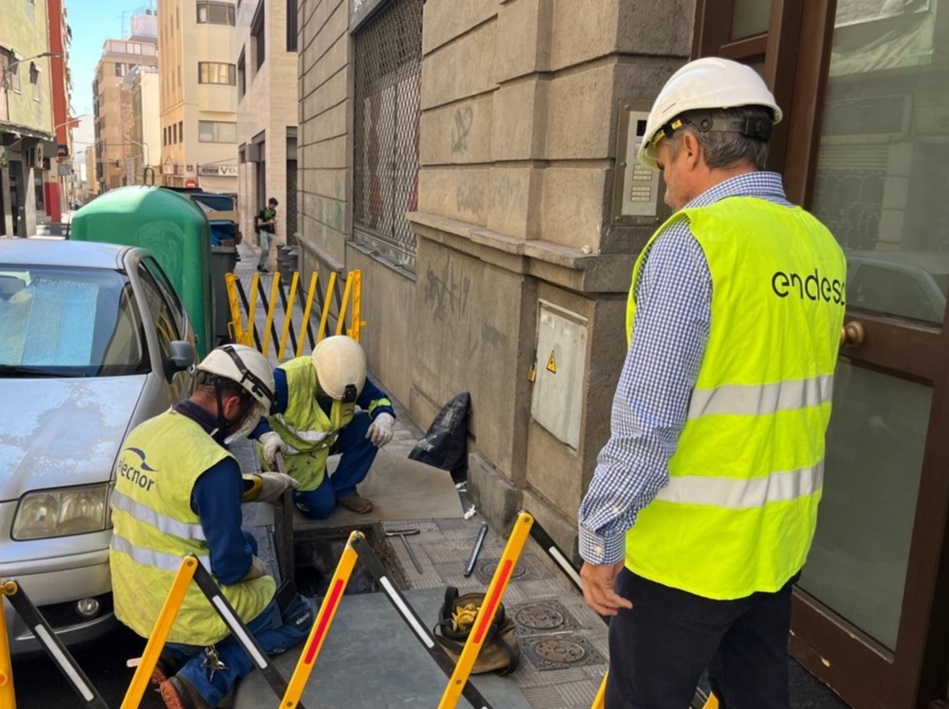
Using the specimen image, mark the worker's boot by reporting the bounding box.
[338,493,373,514]
[150,651,183,686]
[159,676,212,709]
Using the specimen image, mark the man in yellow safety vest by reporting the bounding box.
[110,344,314,709]
[577,57,846,708]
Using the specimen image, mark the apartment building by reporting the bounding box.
[125,66,161,184]
[0,0,58,235]
[158,0,239,193]
[92,9,158,192]
[236,0,299,262]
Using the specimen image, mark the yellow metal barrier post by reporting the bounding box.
[225,273,248,346]
[335,271,355,336]
[261,273,282,357]
[281,530,361,709]
[121,556,199,709]
[438,511,534,709]
[702,694,720,708]
[0,584,15,708]
[277,272,301,360]
[591,672,607,709]
[316,272,337,343]
[296,273,319,357]
[347,270,363,343]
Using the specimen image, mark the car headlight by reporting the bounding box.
[12,484,112,541]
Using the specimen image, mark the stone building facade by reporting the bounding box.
[298,0,692,556]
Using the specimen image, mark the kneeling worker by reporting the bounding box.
[110,344,314,709]
[254,335,396,518]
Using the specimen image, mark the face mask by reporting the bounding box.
[224,403,266,446]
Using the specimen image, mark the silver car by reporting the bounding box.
[0,239,196,656]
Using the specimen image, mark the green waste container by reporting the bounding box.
[70,186,215,357]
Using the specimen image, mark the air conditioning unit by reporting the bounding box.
[32,143,44,169]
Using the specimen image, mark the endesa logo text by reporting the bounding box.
[772,269,845,305]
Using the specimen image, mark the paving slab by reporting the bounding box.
[233,587,534,709]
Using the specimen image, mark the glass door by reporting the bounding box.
[693,0,949,706]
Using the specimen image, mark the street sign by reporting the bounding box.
[57,144,69,157]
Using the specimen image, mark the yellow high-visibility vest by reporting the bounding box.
[267,356,356,491]
[624,196,847,600]
[110,411,274,645]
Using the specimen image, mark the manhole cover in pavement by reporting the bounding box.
[535,638,586,663]
[514,604,565,630]
[479,560,528,580]
[521,634,604,671]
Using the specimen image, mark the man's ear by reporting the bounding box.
[221,393,245,420]
[681,132,702,170]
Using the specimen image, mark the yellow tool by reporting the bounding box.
[589,672,719,709]
[0,582,17,709]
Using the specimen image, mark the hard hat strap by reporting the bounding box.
[218,345,275,408]
[655,113,773,145]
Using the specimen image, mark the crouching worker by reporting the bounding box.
[253,335,396,519]
[109,344,314,709]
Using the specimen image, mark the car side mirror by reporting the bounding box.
[167,340,195,376]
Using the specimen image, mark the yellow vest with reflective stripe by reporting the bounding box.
[109,411,275,645]
[267,356,355,491]
[624,196,846,600]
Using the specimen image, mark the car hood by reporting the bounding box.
[0,376,146,501]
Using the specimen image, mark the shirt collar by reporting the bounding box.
[684,171,790,209]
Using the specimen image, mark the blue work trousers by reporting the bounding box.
[292,411,379,519]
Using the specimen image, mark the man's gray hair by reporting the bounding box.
[667,106,772,170]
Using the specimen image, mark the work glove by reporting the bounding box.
[259,431,286,468]
[366,412,395,448]
[241,555,269,581]
[257,472,300,503]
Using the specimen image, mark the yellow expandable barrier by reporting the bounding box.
[225,269,364,361]
[437,511,534,709]
[280,531,361,709]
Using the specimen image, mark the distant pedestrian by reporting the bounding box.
[255,197,278,273]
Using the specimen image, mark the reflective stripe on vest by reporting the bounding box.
[623,196,846,600]
[655,462,823,508]
[687,374,834,419]
[111,489,207,542]
[111,531,210,572]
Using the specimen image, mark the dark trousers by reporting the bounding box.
[605,568,796,709]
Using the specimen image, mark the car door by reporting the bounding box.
[133,259,194,403]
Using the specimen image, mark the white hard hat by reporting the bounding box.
[638,57,782,169]
[311,335,366,403]
[197,344,276,410]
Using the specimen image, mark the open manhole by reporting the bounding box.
[292,524,406,599]
[521,634,604,671]
[510,600,580,635]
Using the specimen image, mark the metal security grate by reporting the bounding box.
[353,0,423,272]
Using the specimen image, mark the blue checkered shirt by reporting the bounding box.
[578,172,794,565]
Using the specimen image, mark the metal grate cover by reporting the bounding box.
[521,634,604,671]
[353,0,423,271]
[510,600,582,636]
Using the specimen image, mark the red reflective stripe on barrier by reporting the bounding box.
[305,579,344,664]
[473,560,512,644]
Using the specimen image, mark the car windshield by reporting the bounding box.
[190,194,235,212]
[0,264,146,377]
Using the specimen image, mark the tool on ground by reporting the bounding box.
[463,522,489,577]
[0,580,109,709]
[273,451,296,590]
[385,526,423,574]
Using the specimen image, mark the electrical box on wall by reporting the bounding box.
[611,101,665,225]
[531,301,588,450]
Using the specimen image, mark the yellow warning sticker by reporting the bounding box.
[546,351,557,374]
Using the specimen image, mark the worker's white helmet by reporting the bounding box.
[197,344,276,410]
[638,57,782,169]
[311,335,366,403]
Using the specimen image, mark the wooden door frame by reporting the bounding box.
[692,0,949,706]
